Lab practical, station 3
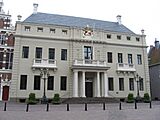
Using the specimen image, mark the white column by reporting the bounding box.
[81,71,86,97]
[104,72,109,97]
[73,70,78,97]
[96,72,101,97]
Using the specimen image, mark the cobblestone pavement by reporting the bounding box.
[0,101,160,120]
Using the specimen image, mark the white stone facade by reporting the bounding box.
[10,14,150,100]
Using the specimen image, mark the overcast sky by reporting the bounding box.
[3,0,160,47]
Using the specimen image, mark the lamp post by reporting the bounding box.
[40,68,50,104]
[134,73,141,102]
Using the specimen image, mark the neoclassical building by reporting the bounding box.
[10,4,150,101]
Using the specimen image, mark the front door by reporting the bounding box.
[2,86,9,101]
[85,82,93,97]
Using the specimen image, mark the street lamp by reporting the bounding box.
[40,68,50,104]
[134,73,141,102]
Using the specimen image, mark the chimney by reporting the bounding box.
[141,29,145,35]
[116,15,122,25]
[17,15,22,21]
[33,3,38,14]
[154,38,159,49]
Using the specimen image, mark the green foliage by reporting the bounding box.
[127,93,134,103]
[52,93,61,104]
[27,93,37,104]
[143,93,150,103]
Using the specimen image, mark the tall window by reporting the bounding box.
[139,78,144,91]
[20,75,27,90]
[84,46,92,60]
[60,76,67,90]
[34,76,41,90]
[129,78,134,91]
[137,54,142,64]
[107,52,112,63]
[61,49,67,60]
[108,77,114,91]
[47,76,54,90]
[35,47,42,59]
[119,78,124,91]
[22,46,29,58]
[49,48,55,59]
[118,53,123,63]
[128,54,132,64]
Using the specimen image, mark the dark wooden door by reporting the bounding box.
[85,82,93,97]
[2,86,9,101]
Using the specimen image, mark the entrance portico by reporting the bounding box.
[72,70,109,98]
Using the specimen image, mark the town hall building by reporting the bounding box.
[10,4,150,101]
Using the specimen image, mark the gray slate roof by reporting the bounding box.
[23,12,135,34]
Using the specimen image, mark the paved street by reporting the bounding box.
[0,101,160,120]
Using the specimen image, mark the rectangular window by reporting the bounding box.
[20,75,27,90]
[61,76,67,90]
[34,76,41,90]
[62,30,67,35]
[107,52,112,63]
[49,48,55,59]
[107,34,111,39]
[37,27,43,32]
[35,47,42,59]
[127,36,131,40]
[119,78,124,91]
[137,54,142,64]
[24,26,30,31]
[139,78,144,91]
[84,46,92,60]
[47,76,54,90]
[50,28,55,33]
[108,77,114,91]
[61,49,67,60]
[22,46,29,58]
[129,78,134,91]
[118,53,123,63]
[128,54,132,64]
[117,35,121,40]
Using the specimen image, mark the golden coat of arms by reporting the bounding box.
[83,25,93,37]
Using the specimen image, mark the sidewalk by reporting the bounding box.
[0,101,160,120]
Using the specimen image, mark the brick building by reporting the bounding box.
[0,0,15,101]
